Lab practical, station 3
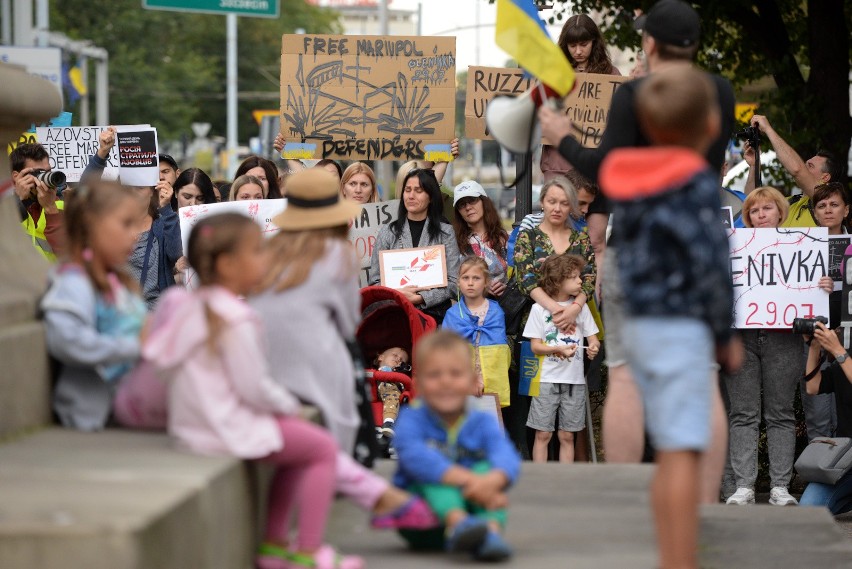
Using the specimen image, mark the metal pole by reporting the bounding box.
[514,153,533,225]
[474,1,482,180]
[34,0,47,46]
[416,2,422,36]
[95,56,108,125]
[1,0,11,45]
[79,55,89,125]
[226,13,238,177]
[13,0,33,46]
[379,0,388,35]
[375,0,391,198]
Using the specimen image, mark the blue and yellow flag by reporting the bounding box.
[518,340,543,397]
[495,0,575,97]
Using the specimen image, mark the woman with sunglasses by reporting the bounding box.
[369,168,460,324]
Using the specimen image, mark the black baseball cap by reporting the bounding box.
[158,153,179,171]
[635,0,700,48]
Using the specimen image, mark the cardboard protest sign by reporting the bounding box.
[349,199,399,286]
[464,66,533,139]
[828,236,851,292]
[280,34,456,161]
[178,199,287,289]
[36,124,149,182]
[559,73,627,148]
[117,128,159,186]
[379,245,448,290]
[729,228,830,329]
[464,69,625,148]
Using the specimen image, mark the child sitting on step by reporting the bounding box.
[393,330,521,561]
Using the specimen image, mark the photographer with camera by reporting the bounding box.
[800,320,852,514]
[10,143,66,261]
[743,115,843,227]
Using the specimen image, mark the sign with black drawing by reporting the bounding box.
[279,34,456,162]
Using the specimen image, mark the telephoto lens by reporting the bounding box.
[791,316,829,335]
[32,169,66,189]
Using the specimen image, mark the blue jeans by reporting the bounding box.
[799,472,852,515]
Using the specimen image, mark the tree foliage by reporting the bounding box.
[51,0,339,142]
[542,0,851,183]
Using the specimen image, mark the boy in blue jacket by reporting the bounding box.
[393,330,520,561]
[599,66,742,569]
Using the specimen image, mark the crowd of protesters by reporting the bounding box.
[7,1,852,568]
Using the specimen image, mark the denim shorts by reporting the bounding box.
[526,383,586,432]
[622,317,714,452]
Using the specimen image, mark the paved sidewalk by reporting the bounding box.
[328,462,852,569]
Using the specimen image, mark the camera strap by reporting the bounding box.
[803,351,826,382]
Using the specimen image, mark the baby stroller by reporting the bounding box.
[357,286,437,451]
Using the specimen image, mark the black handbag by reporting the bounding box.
[499,277,533,336]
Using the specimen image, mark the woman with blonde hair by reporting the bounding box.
[229,174,267,201]
[340,162,378,204]
[250,169,439,544]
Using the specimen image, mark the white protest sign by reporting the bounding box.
[36,124,150,182]
[379,245,448,290]
[349,199,399,286]
[117,128,159,186]
[729,228,830,329]
[178,199,287,290]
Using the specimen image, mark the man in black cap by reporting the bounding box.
[538,0,736,505]
[157,153,180,209]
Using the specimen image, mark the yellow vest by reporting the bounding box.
[781,195,817,228]
[21,200,64,262]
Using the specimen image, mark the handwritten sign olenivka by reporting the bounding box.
[464,68,626,148]
[350,200,399,285]
[729,228,830,329]
[280,34,456,162]
[379,245,448,290]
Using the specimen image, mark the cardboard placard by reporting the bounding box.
[729,228,830,329]
[466,393,503,426]
[279,34,456,161]
[464,66,533,140]
[463,68,626,148]
[379,245,448,290]
[349,199,399,286]
[36,124,150,182]
[117,128,159,186]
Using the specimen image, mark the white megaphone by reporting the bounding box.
[486,83,561,154]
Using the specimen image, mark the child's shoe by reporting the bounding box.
[474,530,513,562]
[445,516,489,554]
[256,544,363,569]
[380,419,395,438]
[370,496,440,530]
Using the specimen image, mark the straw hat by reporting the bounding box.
[272,169,361,231]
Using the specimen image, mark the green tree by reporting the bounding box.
[542,0,851,184]
[51,0,338,142]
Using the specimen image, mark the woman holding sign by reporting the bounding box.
[369,168,460,324]
[724,187,813,506]
[540,15,621,181]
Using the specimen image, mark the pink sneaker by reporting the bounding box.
[370,496,440,530]
[256,545,363,569]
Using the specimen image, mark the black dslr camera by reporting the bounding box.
[735,125,761,149]
[30,169,66,189]
[792,316,829,335]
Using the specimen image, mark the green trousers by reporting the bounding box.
[399,461,507,550]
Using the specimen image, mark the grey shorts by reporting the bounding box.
[526,383,586,432]
[601,249,627,368]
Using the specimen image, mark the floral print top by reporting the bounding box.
[513,226,596,299]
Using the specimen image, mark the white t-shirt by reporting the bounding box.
[522,301,599,385]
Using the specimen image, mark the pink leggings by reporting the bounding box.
[261,416,338,551]
[335,450,390,510]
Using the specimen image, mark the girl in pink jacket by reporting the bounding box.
[144,213,362,569]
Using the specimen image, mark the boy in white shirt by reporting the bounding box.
[523,254,600,462]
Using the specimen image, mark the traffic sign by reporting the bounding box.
[143,0,279,18]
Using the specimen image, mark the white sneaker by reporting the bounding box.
[726,487,755,505]
[769,487,798,506]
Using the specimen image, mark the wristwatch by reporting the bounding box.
[836,352,849,364]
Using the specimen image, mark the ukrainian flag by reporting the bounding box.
[495,0,575,97]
